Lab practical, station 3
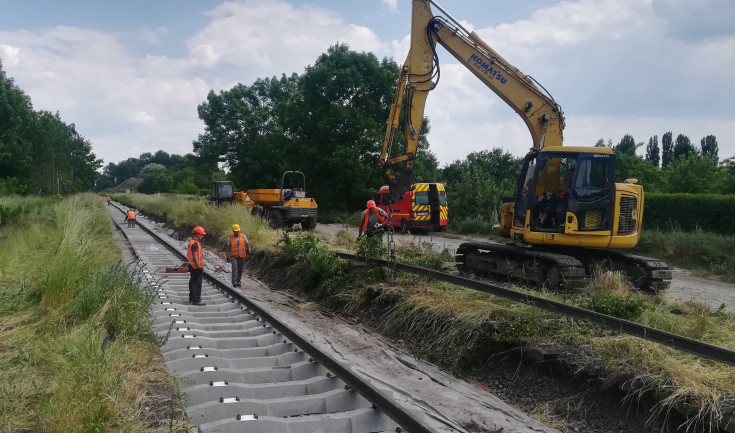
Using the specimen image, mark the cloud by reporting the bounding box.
[387,0,735,163]
[381,0,399,13]
[187,0,382,86]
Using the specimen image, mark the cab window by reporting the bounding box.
[415,191,429,205]
[438,191,447,206]
[572,157,610,202]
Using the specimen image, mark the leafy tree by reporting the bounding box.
[673,134,697,160]
[614,153,666,192]
[661,131,673,168]
[614,134,638,156]
[645,135,660,167]
[441,148,520,221]
[665,154,721,194]
[1,60,101,195]
[594,138,612,147]
[700,135,719,163]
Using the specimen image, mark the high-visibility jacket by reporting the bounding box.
[362,207,386,232]
[126,210,136,220]
[229,233,249,258]
[187,239,204,269]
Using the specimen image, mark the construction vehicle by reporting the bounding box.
[377,182,448,233]
[380,0,671,290]
[209,171,318,230]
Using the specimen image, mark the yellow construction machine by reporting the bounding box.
[209,171,318,230]
[380,0,671,290]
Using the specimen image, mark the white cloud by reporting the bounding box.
[187,0,382,84]
[381,0,399,13]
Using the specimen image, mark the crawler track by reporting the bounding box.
[455,241,672,292]
[107,203,436,433]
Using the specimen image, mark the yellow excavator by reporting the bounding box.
[380,0,671,290]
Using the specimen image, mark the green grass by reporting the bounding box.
[113,192,279,250]
[0,194,188,432]
[634,227,735,282]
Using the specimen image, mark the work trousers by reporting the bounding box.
[127,219,136,228]
[189,267,203,303]
[231,256,246,286]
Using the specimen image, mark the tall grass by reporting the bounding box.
[0,194,187,431]
[635,227,735,281]
[115,193,278,249]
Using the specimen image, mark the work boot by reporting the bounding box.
[190,301,206,306]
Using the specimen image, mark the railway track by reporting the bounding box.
[107,203,440,433]
[335,252,735,368]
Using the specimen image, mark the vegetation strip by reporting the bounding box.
[124,203,438,433]
[336,252,735,367]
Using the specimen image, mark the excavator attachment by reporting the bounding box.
[388,168,415,204]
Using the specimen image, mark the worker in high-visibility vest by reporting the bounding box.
[124,208,136,228]
[106,194,110,205]
[187,226,207,306]
[225,224,251,288]
[358,200,388,240]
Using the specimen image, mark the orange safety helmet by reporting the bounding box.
[366,200,376,209]
[192,226,206,235]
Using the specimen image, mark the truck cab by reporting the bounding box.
[378,182,448,233]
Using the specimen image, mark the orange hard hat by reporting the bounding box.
[192,226,206,235]
[366,200,376,209]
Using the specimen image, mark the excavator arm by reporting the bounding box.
[380,0,565,202]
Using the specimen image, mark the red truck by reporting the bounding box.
[377,182,448,233]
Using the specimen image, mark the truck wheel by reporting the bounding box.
[269,211,285,229]
[305,218,317,230]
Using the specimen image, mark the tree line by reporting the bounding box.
[3,45,734,225]
[0,59,101,195]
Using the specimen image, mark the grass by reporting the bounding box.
[635,227,735,282]
[112,192,279,251]
[0,194,188,431]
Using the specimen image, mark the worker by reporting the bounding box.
[124,208,136,228]
[106,194,110,205]
[187,226,207,306]
[225,224,251,288]
[358,200,388,240]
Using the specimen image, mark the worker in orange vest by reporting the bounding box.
[106,194,110,205]
[124,208,136,228]
[225,224,251,287]
[358,200,388,240]
[187,226,207,306]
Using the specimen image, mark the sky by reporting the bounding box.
[1,0,734,170]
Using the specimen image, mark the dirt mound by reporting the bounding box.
[105,177,143,193]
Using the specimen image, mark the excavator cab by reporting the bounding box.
[209,181,235,206]
[510,146,625,247]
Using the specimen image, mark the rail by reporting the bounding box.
[336,253,735,368]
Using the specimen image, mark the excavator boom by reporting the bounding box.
[380,0,564,202]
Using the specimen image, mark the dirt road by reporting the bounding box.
[315,223,735,313]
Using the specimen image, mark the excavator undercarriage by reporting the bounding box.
[456,241,672,292]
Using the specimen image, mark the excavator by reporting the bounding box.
[380,0,671,291]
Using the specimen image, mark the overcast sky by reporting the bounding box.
[1,0,734,169]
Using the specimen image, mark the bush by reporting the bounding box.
[644,193,735,234]
[578,293,648,321]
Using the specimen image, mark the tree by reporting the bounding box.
[661,131,673,168]
[665,154,721,194]
[614,153,666,192]
[645,135,660,167]
[700,135,719,163]
[441,148,520,221]
[673,134,697,160]
[614,134,638,156]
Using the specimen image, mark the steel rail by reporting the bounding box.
[336,253,735,368]
[110,202,437,433]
